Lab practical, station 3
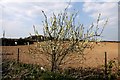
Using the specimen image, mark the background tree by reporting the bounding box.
[30,7,108,73]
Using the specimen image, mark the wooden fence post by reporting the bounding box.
[118,43,120,66]
[17,48,19,63]
[105,52,108,80]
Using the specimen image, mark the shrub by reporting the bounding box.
[40,71,75,80]
[2,60,75,80]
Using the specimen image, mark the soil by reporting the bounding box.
[1,42,119,69]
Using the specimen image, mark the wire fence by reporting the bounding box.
[1,46,120,80]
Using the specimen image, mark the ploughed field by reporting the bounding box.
[1,42,119,69]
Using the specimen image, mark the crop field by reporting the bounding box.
[1,42,119,68]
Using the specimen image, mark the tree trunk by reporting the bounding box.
[51,50,57,73]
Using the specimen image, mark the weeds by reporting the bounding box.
[2,59,120,80]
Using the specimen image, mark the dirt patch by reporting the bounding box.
[1,42,119,68]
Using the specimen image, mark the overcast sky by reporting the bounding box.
[0,0,119,41]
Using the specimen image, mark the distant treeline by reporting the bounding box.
[0,38,33,46]
[101,41,120,43]
[0,35,120,46]
[0,35,45,46]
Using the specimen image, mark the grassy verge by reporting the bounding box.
[2,60,120,80]
[2,60,75,80]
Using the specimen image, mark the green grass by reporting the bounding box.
[2,60,75,80]
[2,60,120,80]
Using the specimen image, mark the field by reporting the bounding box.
[1,41,119,68]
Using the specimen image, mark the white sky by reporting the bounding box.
[0,0,119,41]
